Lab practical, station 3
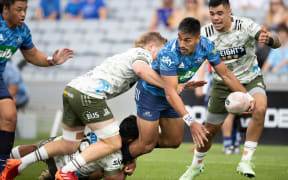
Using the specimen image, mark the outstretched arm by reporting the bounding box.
[21,47,74,67]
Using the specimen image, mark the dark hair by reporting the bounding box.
[208,0,230,8]
[119,115,139,143]
[277,23,288,33]
[178,17,201,36]
[1,0,27,11]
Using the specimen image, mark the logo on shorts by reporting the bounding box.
[143,111,152,118]
[103,108,111,116]
[112,159,122,166]
[83,111,100,121]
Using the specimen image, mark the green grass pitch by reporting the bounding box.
[14,139,288,180]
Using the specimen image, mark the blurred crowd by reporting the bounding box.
[33,0,288,73]
[35,0,107,20]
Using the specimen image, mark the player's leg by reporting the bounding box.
[158,107,184,148]
[221,114,235,154]
[0,80,18,176]
[56,87,121,179]
[237,76,267,178]
[180,82,229,180]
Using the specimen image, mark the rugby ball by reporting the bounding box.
[225,92,250,114]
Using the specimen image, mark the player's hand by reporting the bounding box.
[184,80,207,90]
[258,25,271,44]
[52,48,74,65]
[239,94,255,115]
[124,159,136,176]
[189,121,209,148]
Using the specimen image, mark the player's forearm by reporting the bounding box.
[270,34,281,49]
[164,88,188,117]
[222,70,247,93]
[134,63,164,88]
[21,48,53,67]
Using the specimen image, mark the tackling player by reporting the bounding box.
[2,32,168,180]
[179,0,281,179]
[10,115,139,180]
[0,0,73,177]
[120,17,255,171]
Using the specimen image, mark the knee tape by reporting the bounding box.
[62,129,84,142]
[93,122,119,139]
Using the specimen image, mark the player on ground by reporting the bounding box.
[0,0,73,177]
[120,17,255,169]
[10,115,138,180]
[179,0,281,179]
[2,32,168,180]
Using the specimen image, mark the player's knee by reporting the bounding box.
[142,143,155,154]
[253,105,266,121]
[169,138,182,148]
[60,140,80,154]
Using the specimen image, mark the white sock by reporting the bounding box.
[10,146,21,159]
[62,155,86,173]
[18,146,49,172]
[191,150,207,167]
[241,141,258,161]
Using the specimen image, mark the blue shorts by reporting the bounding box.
[0,77,12,100]
[135,81,179,121]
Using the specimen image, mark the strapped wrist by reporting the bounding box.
[47,56,55,66]
[267,37,274,47]
[183,113,195,126]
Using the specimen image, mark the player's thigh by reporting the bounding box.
[62,86,114,127]
[137,115,159,145]
[0,99,17,131]
[159,117,184,140]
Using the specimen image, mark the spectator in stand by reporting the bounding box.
[3,61,29,110]
[262,23,288,72]
[35,0,61,20]
[80,0,107,20]
[229,0,269,11]
[64,0,87,20]
[173,0,210,29]
[148,0,181,31]
[265,0,288,31]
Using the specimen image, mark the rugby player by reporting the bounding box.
[179,0,281,179]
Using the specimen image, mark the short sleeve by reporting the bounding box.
[206,41,222,67]
[20,25,34,50]
[158,50,178,76]
[243,17,261,38]
[131,48,153,65]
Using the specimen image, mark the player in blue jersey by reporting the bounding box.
[0,0,73,178]
[120,17,255,168]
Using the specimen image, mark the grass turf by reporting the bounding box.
[14,139,288,180]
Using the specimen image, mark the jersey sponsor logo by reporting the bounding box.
[142,111,152,118]
[83,111,100,121]
[161,56,174,67]
[177,67,198,82]
[0,46,17,60]
[112,159,122,166]
[219,46,246,61]
[16,36,23,44]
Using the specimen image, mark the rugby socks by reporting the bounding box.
[61,155,86,173]
[191,150,207,167]
[18,146,49,172]
[10,146,21,159]
[223,136,232,149]
[0,130,15,174]
[241,141,257,161]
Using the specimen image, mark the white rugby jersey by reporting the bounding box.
[68,48,153,99]
[201,16,262,84]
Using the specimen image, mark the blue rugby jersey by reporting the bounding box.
[0,15,34,76]
[142,36,222,96]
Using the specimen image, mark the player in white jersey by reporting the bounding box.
[179,0,281,179]
[10,115,138,180]
[6,32,168,180]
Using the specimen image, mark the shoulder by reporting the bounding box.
[201,23,216,38]
[232,15,258,30]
